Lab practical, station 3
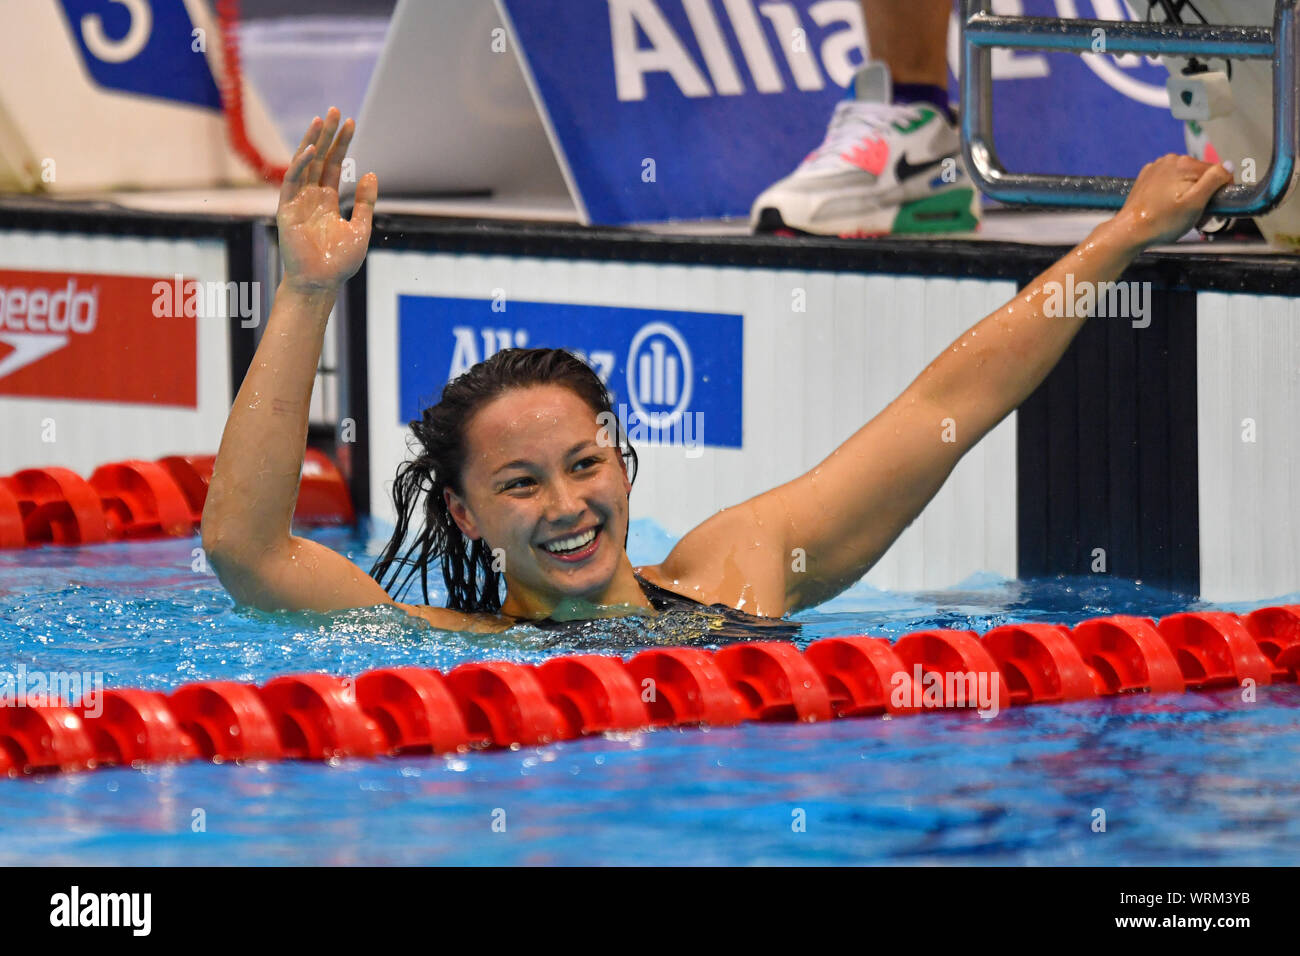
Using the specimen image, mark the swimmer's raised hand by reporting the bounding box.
[277,107,377,294]
[206,108,407,620]
[1112,154,1234,249]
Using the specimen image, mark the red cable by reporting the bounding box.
[215,0,287,184]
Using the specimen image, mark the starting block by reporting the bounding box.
[959,0,1300,245]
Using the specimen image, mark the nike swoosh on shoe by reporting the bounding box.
[894,153,952,181]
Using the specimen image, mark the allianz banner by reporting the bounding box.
[499,0,1184,224]
[397,295,744,449]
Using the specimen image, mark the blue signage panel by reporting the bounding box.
[397,295,744,449]
[500,0,1184,224]
[57,0,222,109]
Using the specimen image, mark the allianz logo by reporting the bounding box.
[447,318,701,435]
[451,325,619,384]
[611,0,1170,107]
[611,0,869,100]
[626,320,694,431]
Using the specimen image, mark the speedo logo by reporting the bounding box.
[0,277,98,381]
[0,277,97,333]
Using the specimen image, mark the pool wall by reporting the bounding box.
[0,206,1296,602]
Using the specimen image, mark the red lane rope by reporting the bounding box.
[215,0,287,184]
[3,606,1297,776]
[0,450,353,549]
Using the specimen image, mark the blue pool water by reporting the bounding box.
[2,521,1298,866]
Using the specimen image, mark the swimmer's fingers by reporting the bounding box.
[303,107,341,186]
[1120,154,1231,245]
[278,140,317,208]
[291,115,323,161]
[1180,161,1234,210]
[320,117,356,193]
[348,172,378,238]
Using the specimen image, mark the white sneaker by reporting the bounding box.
[1183,118,1220,163]
[751,62,980,237]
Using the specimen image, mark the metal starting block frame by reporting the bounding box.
[959,0,1299,215]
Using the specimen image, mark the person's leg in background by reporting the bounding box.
[863,0,951,103]
[751,0,980,237]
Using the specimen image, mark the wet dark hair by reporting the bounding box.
[369,348,638,613]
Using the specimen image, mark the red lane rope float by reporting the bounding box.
[82,689,200,768]
[0,449,354,552]
[355,668,470,755]
[259,674,387,760]
[156,455,215,526]
[624,648,746,727]
[445,662,568,748]
[892,629,1011,709]
[1156,612,1275,690]
[90,461,195,540]
[0,481,24,549]
[168,682,282,762]
[805,636,919,716]
[2,467,108,546]
[0,704,97,774]
[1245,605,1300,681]
[713,642,833,722]
[2,606,1298,779]
[535,655,649,737]
[983,623,1096,705]
[295,451,357,526]
[1068,615,1185,695]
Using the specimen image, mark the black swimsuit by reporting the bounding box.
[507,572,801,643]
[632,573,801,642]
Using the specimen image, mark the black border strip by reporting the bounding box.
[343,259,371,521]
[1017,288,1200,595]
[0,199,255,241]
[5,199,1293,293]
[369,214,1300,295]
[224,221,258,400]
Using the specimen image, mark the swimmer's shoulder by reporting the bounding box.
[632,563,675,592]
[634,562,716,606]
[637,538,788,617]
[395,602,515,633]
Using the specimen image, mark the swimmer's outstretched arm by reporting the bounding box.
[202,110,395,614]
[671,156,1232,614]
[201,110,476,628]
